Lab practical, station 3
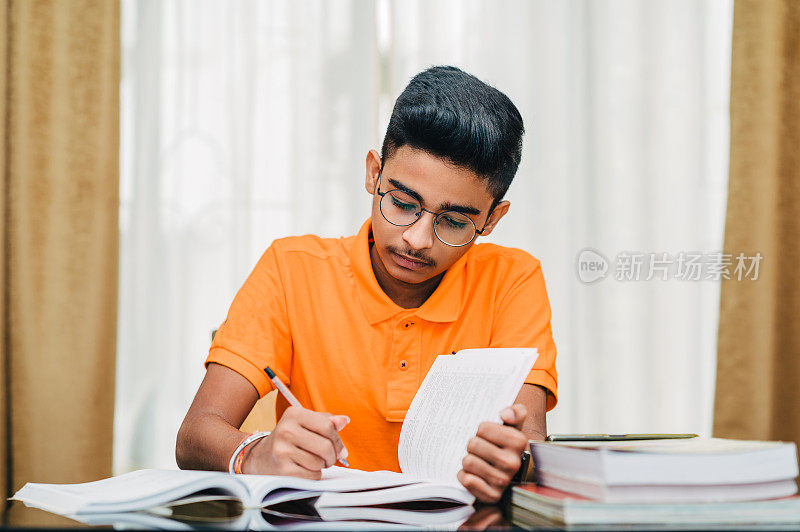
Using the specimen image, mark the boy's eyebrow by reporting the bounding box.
[387,178,482,216]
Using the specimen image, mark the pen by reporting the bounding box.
[264,366,350,467]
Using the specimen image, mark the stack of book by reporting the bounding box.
[511,437,800,528]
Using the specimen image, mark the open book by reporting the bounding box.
[12,348,537,516]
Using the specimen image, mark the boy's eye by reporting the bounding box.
[440,214,468,229]
[391,197,418,212]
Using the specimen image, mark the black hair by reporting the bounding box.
[380,65,525,203]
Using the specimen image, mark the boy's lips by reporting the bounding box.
[391,251,431,270]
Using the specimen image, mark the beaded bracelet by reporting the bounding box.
[228,431,271,474]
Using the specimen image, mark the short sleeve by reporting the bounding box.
[205,243,292,398]
[490,260,558,410]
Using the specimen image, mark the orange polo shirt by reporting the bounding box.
[206,218,557,472]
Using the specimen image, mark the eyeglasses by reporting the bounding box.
[375,173,488,247]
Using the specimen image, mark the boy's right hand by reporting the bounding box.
[240,406,349,478]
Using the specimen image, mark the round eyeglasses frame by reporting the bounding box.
[374,173,491,247]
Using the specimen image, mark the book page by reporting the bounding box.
[237,466,423,507]
[397,348,537,483]
[315,480,476,507]
[12,469,246,515]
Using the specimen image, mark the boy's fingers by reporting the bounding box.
[475,423,528,453]
[329,416,351,463]
[286,460,323,480]
[287,445,328,472]
[293,428,339,468]
[467,435,523,475]
[457,469,503,503]
[307,412,350,464]
[461,451,514,487]
[296,411,346,457]
[326,415,350,463]
[499,404,527,429]
[299,410,343,439]
[329,414,350,432]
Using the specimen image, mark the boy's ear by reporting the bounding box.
[477,200,510,237]
[365,149,382,194]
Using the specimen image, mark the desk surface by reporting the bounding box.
[9,500,800,531]
[6,500,512,530]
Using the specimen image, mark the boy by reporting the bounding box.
[176,66,557,503]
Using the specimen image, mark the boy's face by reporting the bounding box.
[365,146,510,286]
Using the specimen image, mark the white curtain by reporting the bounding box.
[117,0,732,472]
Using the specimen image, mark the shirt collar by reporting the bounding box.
[349,218,467,325]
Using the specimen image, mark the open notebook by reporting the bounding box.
[13,348,537,516]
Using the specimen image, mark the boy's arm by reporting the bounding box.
[176,363,348,478]
[515,383,547,441]
[178,241,347,476]
[176,362,260,472]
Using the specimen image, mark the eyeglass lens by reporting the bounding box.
[380,189,476,246]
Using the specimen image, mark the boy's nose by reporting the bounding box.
[402,212,435,250]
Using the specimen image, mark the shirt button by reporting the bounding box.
[399,360,409,370]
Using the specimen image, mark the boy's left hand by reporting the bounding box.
[457,404,528,503]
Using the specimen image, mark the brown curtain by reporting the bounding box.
[714,0,800,455]
[0,0,120,525]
